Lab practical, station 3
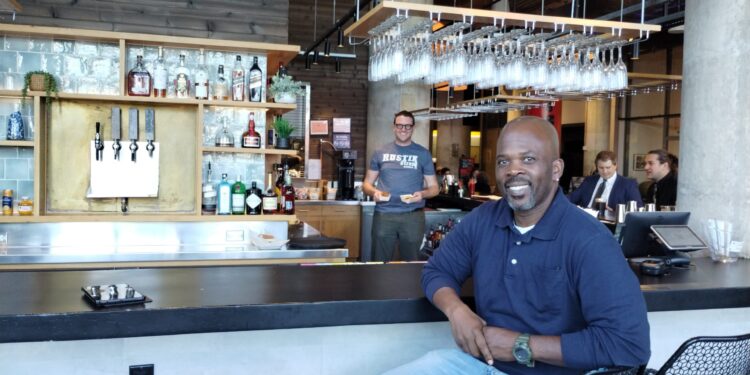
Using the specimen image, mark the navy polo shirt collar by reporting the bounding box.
[495,187,567,241]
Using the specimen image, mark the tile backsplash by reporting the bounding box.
[0,146,34,201]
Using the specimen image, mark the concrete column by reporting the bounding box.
[582,99,611,173]
[680,0,750,255]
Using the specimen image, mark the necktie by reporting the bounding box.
[591,178,607,207]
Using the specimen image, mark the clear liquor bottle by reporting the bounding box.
[217,173,232,215]
[282,168,295,215]
[213,65,229,100]
[231,55,245,101]
[194,50,209,100]
[127,55,152,97]
[262,172,278,214]
[231,175,246,215]
[241,112,261,148]
[153,47,168,97]
[214,118,234,147]
[245,181,263,215]
[201,162,217,214]
[174,54,191,98]
[248,56,263,102]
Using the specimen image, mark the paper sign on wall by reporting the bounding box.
[332,133,351,149]
[310,120,329,135]
[332,118,351,133]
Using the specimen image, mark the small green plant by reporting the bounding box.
[272,117,294,138]
[268,74,304,98]
[21,71,59,111]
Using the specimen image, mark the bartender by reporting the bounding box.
[363,110,439,262]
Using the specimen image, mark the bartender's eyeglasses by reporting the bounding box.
[394,123,414,130]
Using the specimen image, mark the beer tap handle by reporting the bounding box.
[145,108,155,158]
[94,122,104,161]
[128,108,139,162]
[111,107,121,160]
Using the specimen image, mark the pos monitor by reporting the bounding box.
[619,211,691,259]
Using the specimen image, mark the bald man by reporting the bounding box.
[388,117,650,374]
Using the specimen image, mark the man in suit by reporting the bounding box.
[568,151,643,210]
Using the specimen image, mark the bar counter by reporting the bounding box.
[0,257,748,343]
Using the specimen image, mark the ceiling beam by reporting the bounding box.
[0,0,22,12]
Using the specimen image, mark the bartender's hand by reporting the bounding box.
[409,191,424,203]
[446,302,494,365]
[373,190,384,202]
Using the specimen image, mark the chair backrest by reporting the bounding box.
[583,365,644,374]
[655,333,750,375]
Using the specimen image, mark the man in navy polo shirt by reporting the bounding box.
[387,116,650,374]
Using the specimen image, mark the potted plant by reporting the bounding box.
[272,117,294,149]
[21,71,59,110]
[268,74,304,104]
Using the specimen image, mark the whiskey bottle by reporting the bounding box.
[153,46,168,97]
[213,65,229,100]
[231,175,246,215]
[248,56,263,102]
[174,54,191,98]
[127,55,152,97]
[217,173,231,215]
[231,55,245,101]
[262,172,278,214]
[201,161,217,214]
[282,169,295,215]
[241,112,261,148]
[277,62,288,77]
[245,181,263,215]
[194,50,209,100]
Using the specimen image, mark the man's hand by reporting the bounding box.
[483,326,520,362]
[445,302,494,365]
[409,191,424,203]
[373,190,384,201]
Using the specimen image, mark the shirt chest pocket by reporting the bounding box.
[522,265,567,314]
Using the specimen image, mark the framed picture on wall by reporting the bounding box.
[633,154,647,171]
[310,120,329,135]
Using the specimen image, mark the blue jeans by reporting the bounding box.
[383,349,507,375]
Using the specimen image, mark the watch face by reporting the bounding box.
[513,347,531,362]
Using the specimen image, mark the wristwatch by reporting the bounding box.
[512,333,535,367]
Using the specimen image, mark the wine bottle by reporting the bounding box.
[231,55,245,101]
[241,112,261,148]
[231,175,246,215]
[248,56,263,102]
[194,50,209,100]
[127,55,152,97]
[153,47,167,97]
[217,173,231,215]
[262,172,278,215]
[174,54,191,98]
[245,181,263,215]
[213,65,229,100]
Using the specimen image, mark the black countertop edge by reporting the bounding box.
[0,298,446,343]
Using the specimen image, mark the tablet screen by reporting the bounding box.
[650,225,707,250]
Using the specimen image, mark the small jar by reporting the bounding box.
[18,196,33,216]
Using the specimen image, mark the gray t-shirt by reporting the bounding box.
[369,141,435,213]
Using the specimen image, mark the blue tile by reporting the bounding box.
[4,36,30,52]
[18,147,33,159]
[29,38,52,53]
[17,52,42,73]
[0,158,4,177]
[0,51,17,73]
[0,147,18,158]
[4,158,29,179]
[17,180,33,200]
[0,179,18,193]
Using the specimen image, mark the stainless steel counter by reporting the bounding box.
[296,200,375,206]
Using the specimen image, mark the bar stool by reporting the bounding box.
[644,333,750,374]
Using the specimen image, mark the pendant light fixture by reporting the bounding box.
[335,58,342,73]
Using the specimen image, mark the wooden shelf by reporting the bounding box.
[0,140,34,147]
[345,0,661,39]
[0,90,296,113]
[201,146,299,156]
[1,214,297,223]
[0,24,299,77]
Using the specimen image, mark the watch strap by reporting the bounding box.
[514,333,535,367]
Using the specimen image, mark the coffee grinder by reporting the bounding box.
[336,150,357,200]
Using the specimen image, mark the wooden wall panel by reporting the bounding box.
[10,0,289,43]
[288,0,369,181]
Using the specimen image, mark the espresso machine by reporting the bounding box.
[336,150,357,200]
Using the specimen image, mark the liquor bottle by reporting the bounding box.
[277,62,287,77]
[245,181,263,215]
[231,55,245,101]
[217,173,231,215]
[127,55,152,97]
[248,56,263,102]
[201,162,217,214]
[241,112,261,148]
[174,54,191,98]
[213,65,229,100]
[262,172,278,215]
[153,46,168,98]
[282,168,295,215]
[274,163,284,198]
[231,175,246,215]
[214,118,234,147]
[194,50,209,100]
